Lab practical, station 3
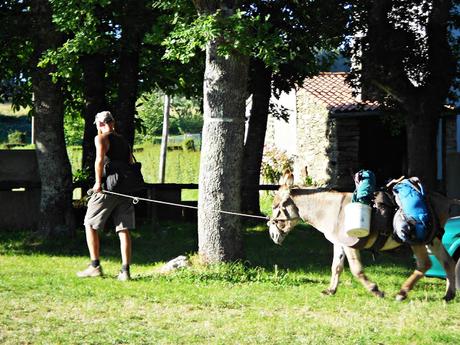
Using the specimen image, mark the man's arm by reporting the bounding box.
[92,134,109,193]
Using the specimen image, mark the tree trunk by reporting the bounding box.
[242,59,272,214]
[31,0,75,237]
[405,108,438,190]
[114,0,153,147]
[81,54,107,181]
[115,46,139,147]
[198,38,249,263]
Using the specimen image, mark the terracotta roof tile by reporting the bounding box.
[301,72,380,113]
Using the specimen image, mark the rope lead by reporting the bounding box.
[90,189,269,221]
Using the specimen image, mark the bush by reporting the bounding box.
[64,113,84,146]
[182,138,196,151]
[7,130,26,144]
[261,145,294,184]
[136,90,202,144]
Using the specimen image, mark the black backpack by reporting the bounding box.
[103,158,145,194]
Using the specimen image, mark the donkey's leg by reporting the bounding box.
[428,237,456,301]
[343,246,384,297]
[322,244,346,295]
[456,259,460,290]
[396,244,431,301]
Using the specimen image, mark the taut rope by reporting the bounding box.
[90,189,270,221]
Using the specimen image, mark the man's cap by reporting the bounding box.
[94,111,115,124]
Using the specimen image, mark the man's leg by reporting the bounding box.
[86,225,100,261]
[77,225,103,277]
[118,229,131,265]
[117,229,132,281]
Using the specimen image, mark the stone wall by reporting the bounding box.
[295,92,335,186]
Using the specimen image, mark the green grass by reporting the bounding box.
[1,223,458,344]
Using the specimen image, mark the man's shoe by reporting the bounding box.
[77,264,103,278]
[117,270,131,281]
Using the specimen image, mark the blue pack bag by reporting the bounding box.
[392,178,431,244]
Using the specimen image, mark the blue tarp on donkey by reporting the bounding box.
[392,178,434,244]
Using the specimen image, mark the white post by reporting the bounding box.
[31,116,35,145]
[159,94,170,183]
[31,92,35,145]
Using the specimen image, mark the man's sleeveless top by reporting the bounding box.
[106,133,130,163]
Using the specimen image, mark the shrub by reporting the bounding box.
[64,113,84,146]
[7,130,26,144]
[72,167,91,184]
[261,145,294,184]
[182,138,196,151]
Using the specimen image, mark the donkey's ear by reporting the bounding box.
[279,169,294,187]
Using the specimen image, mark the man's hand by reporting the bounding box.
[92,181,102,193]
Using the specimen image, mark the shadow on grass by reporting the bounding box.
[244,222,415,274]
[0,220,415,276]
[0,221,198,265]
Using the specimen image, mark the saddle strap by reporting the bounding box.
[370,232,391,251]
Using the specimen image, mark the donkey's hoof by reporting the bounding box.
[372,290,385,298]
[395,293,407,302]
[370,284,384,298]
[321,288,336,296]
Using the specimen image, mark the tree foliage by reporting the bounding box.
[344,0,459,187]
[136,90,202,142]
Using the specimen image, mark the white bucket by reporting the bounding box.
[344,202,371,238]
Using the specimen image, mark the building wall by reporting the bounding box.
[295,91,337,186]
[265,90,297,155]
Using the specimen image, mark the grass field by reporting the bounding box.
[1,222,459,344]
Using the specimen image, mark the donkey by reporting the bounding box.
[267,171,458,301]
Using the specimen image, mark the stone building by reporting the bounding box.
[266,72,460,195]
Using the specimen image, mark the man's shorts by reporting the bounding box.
[84,192,135,231]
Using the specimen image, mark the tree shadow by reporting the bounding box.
[0,221,416,275]
[0,221,198,265]
[244,222,416,275]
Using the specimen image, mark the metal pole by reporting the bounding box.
[159,94,170,183]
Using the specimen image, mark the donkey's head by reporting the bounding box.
[267,170,300,245]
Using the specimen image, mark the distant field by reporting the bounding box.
[0,103,29,117]
[68,143,200,185]
[0,104,31,144]
[68,142,201,200]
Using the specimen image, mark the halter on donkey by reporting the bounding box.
[267,171,458,301]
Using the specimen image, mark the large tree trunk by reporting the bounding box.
[81,53,108,181]
[242,59,272,214]
[115,45,139,147]
[114,0,153,147]
[31,0,74,237]
[405,107,438,189]
[197,37,249,262]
